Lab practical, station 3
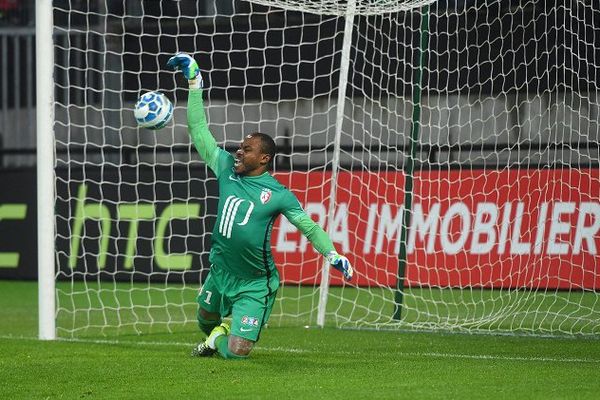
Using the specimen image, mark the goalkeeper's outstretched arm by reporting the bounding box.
[186,89,219,168]
[167,53,221,174]
[284,205,354,281]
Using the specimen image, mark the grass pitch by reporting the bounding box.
[1,280,599,399]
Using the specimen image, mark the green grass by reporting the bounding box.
[1,280,600,399]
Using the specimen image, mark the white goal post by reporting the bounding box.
[38,0,600,340]
[36,0,56,340]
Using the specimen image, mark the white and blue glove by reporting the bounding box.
[166,53,203,89]
[326,251,353,281]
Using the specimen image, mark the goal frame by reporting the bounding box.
[36,0,600,340]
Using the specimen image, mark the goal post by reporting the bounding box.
[38,0,600,339]
[316,0,358,328]
[36,0,56,340]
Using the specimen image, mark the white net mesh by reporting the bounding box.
[248,0,437,15]
[52,0,600,338]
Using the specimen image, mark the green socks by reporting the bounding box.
[215,335,248,360]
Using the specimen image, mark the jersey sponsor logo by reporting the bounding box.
[240,327,254,332]
[219,195,255,238]
[241,315,259,326]
[228,174,240,182]
[260,188,272,204]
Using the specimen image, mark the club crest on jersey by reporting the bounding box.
[260,188,272,204]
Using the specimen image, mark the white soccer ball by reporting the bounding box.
[133,91,173,130]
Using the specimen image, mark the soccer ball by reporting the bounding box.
[133,91,173,130]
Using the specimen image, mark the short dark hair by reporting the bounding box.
[249,132,276,167]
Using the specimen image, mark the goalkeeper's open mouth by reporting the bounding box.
[233,156,244,173]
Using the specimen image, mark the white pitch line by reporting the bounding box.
[1,334,598,363]
[401,351,600,364]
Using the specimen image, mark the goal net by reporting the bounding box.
[45,0,600,338]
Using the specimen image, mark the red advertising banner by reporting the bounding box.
[272,169,600,289]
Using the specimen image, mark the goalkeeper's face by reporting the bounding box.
[234,135,272,176]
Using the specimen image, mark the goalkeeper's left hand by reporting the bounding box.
[166,53,203,89]
[326,251,353,281]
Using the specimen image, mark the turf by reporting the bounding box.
[1,280,600,399]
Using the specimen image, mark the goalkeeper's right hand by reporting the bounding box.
[166,53,203,89]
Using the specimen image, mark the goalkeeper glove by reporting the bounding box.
[166,53,203,89]
[326,251,353,281]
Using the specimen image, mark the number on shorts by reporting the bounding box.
[204,290,213,305]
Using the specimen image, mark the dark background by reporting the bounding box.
[0,167,220,281]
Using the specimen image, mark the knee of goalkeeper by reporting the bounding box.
[197,311,221,336]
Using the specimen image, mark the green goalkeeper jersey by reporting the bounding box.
[187,89,336,279]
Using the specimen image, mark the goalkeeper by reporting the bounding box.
[167,53,353,360]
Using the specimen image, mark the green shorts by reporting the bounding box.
[196,264,279,342]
